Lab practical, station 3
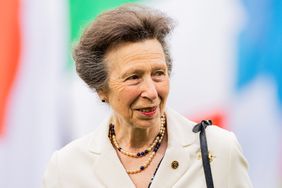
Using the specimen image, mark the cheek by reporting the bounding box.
[158,80,169,114]
[108,80,140,105]
[121,86,141,105]
[158,79,170,99]
[107,80,124,104]
[108,80,124,96]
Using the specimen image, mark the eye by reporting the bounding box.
[125,74,141,85]
[153,70,166,77]
[152,70,167,82]
[126,74,140,80]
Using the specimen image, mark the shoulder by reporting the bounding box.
[204,125,252,187]
[199,123,240,157]
[164,109,252,187]
[166,107,239,150]
[46,117,109,170]
[57,132,96,159]
[206,125,236,144]
[42,129,108,187]
[44,131,99,177]
[42,127,105,184]
[56,116,110,159]
[202,124,249,175]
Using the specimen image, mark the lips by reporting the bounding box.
[137,106,157,116]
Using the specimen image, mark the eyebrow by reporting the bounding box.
[120,64,167,78]
[120,69,143,79]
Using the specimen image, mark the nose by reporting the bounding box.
[140,77,158,101]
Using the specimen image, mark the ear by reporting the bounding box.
[97,89,108,102]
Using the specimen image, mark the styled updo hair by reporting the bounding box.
[73,3,174,92]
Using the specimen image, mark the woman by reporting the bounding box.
[43,4,252,188]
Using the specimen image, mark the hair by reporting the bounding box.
[73,3,174,92]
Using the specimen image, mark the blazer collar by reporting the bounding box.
[87,108,197,187]
[149,108,197,187]
[165,108,196,147]
[88,117,135,187]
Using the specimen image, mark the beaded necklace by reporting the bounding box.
[109,115,166,174]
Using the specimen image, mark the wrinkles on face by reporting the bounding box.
[119,52,165,68]
[107,78,136,118]
[105,41,166,79]
[108,78,125,95]
[102,39,170,134]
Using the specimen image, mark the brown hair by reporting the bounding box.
[73,3,174,92]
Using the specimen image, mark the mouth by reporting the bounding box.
[136,106,158,116]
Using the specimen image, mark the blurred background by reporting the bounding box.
[0,0,281,187]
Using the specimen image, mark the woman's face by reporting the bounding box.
[101,39,170,129]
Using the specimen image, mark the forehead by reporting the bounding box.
[105,39,166,72]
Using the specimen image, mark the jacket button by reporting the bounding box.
[171,161,179,169]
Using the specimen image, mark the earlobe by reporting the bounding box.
[97,89,108,103]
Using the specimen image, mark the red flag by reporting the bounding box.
[0,0,21,137]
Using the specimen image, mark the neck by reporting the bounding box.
[113,118,162,150]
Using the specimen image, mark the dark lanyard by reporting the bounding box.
[193,120,214,188]
[147,157,164,188]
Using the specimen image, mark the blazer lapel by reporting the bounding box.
[150,108,197,188]
[88,118,135,188]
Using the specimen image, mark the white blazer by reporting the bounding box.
[43,109,253,188]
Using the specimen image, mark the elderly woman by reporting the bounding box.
[43,4,252,188]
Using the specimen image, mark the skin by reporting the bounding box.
[99,39,170,187]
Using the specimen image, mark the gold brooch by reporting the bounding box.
[197,151,215,162]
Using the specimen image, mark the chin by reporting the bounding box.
[135,117,160,129]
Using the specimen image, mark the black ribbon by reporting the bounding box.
[193,120,214,188]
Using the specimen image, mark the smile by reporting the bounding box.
[137,106,158,116]
[137,106,157,112]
